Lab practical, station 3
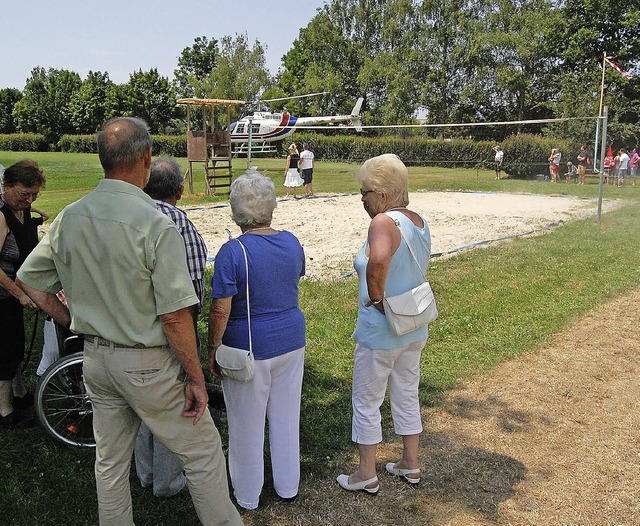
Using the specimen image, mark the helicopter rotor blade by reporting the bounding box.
[260,91,329,103]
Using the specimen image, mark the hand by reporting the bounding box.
[19,294,37,309]
[364,299,385,314]
[208,345,223,379]
[182,380,208,426]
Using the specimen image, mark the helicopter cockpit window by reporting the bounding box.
[235,123,245,134]
[251,124,260,134]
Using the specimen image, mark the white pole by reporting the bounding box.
[594,53,607,172]
[597,106,608,224]
[247,116,253,169]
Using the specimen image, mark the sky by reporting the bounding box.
[0,0,327,91]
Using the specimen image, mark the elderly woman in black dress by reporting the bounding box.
[0,159,46,427]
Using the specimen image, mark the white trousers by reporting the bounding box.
[222,347,305,510]
[351,340,426,445]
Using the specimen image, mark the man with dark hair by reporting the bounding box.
[135,156,208,498]
[299,143,315,197]
[17,117,242,526]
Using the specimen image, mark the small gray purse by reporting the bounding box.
[215,239,255,382]
[382,214,438,336]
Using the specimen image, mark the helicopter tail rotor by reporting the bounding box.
[350,97,364,132]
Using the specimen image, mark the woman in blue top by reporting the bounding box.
[208,171,306,510]
[337,154,431,494]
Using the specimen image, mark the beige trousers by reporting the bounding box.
[83,339,243,526]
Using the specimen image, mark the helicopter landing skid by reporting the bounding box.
[233,142,277,156]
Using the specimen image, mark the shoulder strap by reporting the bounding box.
[235,239,252,354]
[384,212,426,283]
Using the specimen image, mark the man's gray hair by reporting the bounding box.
[97,117,152,173]
[229,171,277,228]
[144,157,184,200]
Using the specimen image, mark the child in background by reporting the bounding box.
[564,161,577,183]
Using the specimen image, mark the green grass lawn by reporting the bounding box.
[0,150,624,219]
[1,150,639,525]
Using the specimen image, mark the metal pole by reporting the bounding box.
[247,116,253,169]
[594,52,607,172]
[597,106,608,223]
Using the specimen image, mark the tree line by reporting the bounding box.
[1,0,638,148]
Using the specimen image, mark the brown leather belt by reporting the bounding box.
[84,335,148,349]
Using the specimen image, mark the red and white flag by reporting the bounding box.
[604,56,633,79]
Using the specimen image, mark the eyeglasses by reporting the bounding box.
[13,187,41,200]
[360,188,377,196]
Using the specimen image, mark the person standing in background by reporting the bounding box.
[577,144,589,185]
[493,146,504,180]
[283,143,303,199]
[617,148,630,188]
[299,143,315,197]
[629,147,638,187]
[548,148,561,183]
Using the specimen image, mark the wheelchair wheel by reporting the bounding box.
[35,352,95,447]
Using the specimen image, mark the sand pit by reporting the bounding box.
[185,191,619,280]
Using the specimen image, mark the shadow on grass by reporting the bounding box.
[421,430,527,518]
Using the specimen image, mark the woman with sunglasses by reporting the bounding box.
[337,154,431,494]
[0,159,46,428]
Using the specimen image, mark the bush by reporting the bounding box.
[152,135,187,157]
[0,133,48,152]
[57,134,187,157]
[58,135,97,153]
[3,131,579,179]
[286,133,577,178]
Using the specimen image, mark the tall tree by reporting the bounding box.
[124,68,176,134]
[556,0,640,145]
[68,71,115,133]
[194,34,273,123]
[280,8,363,117]
[0,88,22,133]
[173,36,218,98]
[13,67,82,143]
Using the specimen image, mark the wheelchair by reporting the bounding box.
[35,324,95,448]
[33,322,225,448]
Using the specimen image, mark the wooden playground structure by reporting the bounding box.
[176,97,244,194]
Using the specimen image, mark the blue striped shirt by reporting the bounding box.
[155,201,208,307]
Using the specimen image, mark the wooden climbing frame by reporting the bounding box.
[177,97,245,195]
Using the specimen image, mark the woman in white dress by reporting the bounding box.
[283,143,304,199]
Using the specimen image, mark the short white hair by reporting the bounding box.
[356,153,409,207]
[229,171,277,227]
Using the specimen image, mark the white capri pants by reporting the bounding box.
[222,347,305,510]
[352,339,427,445]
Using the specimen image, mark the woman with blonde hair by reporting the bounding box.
[337,153,431,494]
[283,143,304,199]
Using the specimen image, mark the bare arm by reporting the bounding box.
[160,307,207,425]
[365,214,400,314]
[207,296,232,378]
[16,278,70,324]
[30,206,49,222]
[284,155,291,175]
[0,214,37,308]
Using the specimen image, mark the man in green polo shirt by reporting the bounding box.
[17,117,242,526]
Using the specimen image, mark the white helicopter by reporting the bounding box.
[230,93,364,154]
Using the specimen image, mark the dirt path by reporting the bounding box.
[409,286,640,525]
